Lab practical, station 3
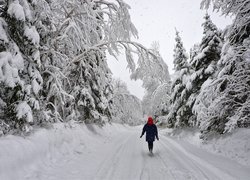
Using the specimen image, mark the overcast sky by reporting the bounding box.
[107,0,232,100]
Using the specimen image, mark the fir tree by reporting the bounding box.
[194,0,250,136]
[167,30,192,128]
[188,13,223,126]
[67,50,113,123]
[0,0,42,133]
[32,0,70,123]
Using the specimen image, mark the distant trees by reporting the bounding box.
[132,42,171,117]
[110,79,143,125]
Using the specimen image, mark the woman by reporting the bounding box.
[140,117,159,153]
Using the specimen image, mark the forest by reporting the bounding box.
[0,0,249,138]
[1,0,250,179]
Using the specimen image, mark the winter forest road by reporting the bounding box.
[17,125,250,180]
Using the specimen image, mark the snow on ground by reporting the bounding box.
[164,127,250,166]
[0,122,250,180]
[201,129,250,166]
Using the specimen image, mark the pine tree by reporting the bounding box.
[67,50,113,123]
[195,0,250,136]
[0,0,43,133]
[191,13,222,71]
[31,0,71,123]
[188,13,223,126]
[201,0,250,44]
[167,30,192,128]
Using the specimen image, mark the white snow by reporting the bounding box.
[0,123,249,180]
[32,50,41,65]
[21,0,33,21]
[24,25,40,45]
[12,50,25,70]
[0,18,9,43]
[201,129,250,166]
[16,101,33,123]
[32,79,41,95]
[204,63,214,74]
[166,127,250,166]
[0,52,22,88]
[29,97,40,110]
[7,1,26,21]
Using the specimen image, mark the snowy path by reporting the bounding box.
[1,124,250,180]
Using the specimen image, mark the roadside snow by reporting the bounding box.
[0,122,130,180]
[201,129,250,166]
[165,127,250,166]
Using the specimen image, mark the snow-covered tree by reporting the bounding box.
[132,42,171,117]
[193,0,250,136]
[167,30,192,127]
[110,79,143,125]
[48,0,161,124]
[0,0,43,133]
[191,13,222,73]
[150,82,171,117]
[0,0,160,134]
[201,0,250,44]
[32,0,72,123]
[187,13,223,125]
[66,50,113,123]
[194,42,250,135]
[190,43,200,63]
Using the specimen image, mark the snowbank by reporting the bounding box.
[164,127,250,166]
[201,129,250,166]
[0,122,130,180]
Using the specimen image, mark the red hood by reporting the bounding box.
[147,117,153,125]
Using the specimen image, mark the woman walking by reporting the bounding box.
[140,117,159,153]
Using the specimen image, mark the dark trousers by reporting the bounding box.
[148,141,153,151]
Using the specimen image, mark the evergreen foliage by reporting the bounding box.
[167,30,192,127]
[193,0,250,136]
[188,13,223,126]
[0,0,42,133]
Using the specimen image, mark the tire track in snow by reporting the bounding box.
[159,140,210,180]
[93,133,133,180]
[160,135,235,180]
[138,142,176,179]
[154,152,177,180]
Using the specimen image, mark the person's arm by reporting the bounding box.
[140,125,146,138]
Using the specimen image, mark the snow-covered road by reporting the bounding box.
[1,124,249,180]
